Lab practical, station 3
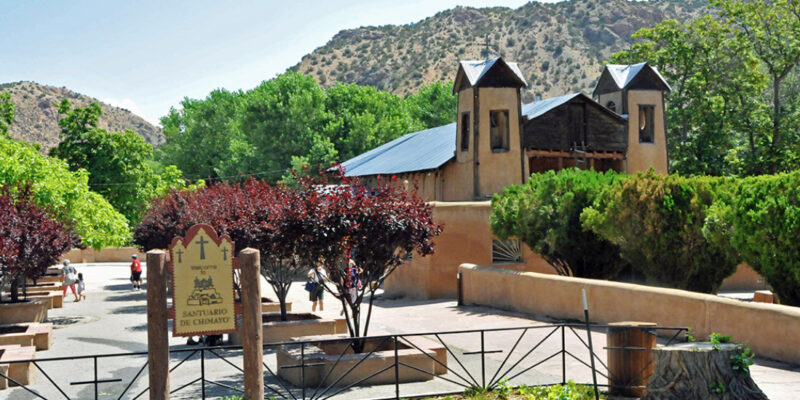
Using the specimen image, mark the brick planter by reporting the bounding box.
[229,313,346,345]
[0,345,36,387]
[0,299,48,324]
[0,323,52,350]
[0,364,8,390]
[20,283,61,294]
[27,272,63,285]
[260,298,292,314]
[276,333,447,387]
[6,292,63,309]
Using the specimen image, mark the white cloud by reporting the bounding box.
[101,97,160,126]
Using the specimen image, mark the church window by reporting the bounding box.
[460,112,470,151]
[490,109,510,152]
[639,105,655,143]
[606,101,616,112]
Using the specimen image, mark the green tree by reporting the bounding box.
[50,99,192,225]
[323,82,424,161]
[582,172,738,293]
[611,16,770,176]
[406,80,457,128]
[0,91,13,136]
[704,172,800,305]
[236,72,333,182]
[713,0,800,172]
[158,88,244,181]
[491,169,628,278]
[0,135,128,249]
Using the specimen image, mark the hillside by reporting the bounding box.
[292,0,707,102]
[0,81,164,152]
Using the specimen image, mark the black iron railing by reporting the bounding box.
[0,323,687,399]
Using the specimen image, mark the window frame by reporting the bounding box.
[489,109,510,153]
[638,104,655,144]
[460,112,470,151]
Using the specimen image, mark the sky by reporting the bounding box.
[0,0,559,126]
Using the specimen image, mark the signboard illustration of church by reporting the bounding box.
[187,277,224,306]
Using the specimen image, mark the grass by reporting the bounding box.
[419,381,604,399]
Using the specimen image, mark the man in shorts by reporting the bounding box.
[130,254,143,290]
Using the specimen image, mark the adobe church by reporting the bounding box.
[341,57,671,201]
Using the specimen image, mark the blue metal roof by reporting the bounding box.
[521,93,581,120]
[341,93,619,177]
[342,123,456,177]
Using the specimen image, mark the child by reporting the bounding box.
[77,272,86,300]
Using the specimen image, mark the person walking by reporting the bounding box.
[307,264,328,312]
[76,272,87,300]
[61,260,80,302]
[130,254,143,290]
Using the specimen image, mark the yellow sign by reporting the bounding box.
[169,224,236,336]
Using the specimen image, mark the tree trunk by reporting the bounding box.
[10,277,19,303]
[643,343,767,400]
[770,77,782,171]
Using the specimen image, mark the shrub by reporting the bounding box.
[704,171,800,305]
[491,169,628,278]
[582,171,737,293]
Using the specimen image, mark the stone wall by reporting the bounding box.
[460,264,800,364]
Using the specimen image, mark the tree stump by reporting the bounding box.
[643,343,767,400]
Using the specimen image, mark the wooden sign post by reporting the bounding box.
[147,224,263,399]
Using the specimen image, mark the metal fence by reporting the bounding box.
[0,323,687,400]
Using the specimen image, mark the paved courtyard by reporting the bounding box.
[4,261,800,399]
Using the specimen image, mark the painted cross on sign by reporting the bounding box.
[169,224,237,337]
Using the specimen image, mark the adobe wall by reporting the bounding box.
[625,90,668,174]
[719,263,769,292]
[384,201,556,299]
[62,247,145,263]
[460,264,800,364]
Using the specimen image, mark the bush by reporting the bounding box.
[582,171,737,293]
[491,169,628,278]
[705,171,800,305]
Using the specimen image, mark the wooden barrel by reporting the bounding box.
[606,321,657,397]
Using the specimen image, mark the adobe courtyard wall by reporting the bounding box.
[62,247,146,263]
[460,264,800,364]
[384,201,765,299]
[384,201,555,299]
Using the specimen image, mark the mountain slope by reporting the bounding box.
[292,0,707,102]
[0,81,164,152]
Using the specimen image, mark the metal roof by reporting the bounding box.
[341,93,622,177]
[604,63,672,92]
[459,58,528,88]
[521,93,581,120]
[342,123,456,177]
